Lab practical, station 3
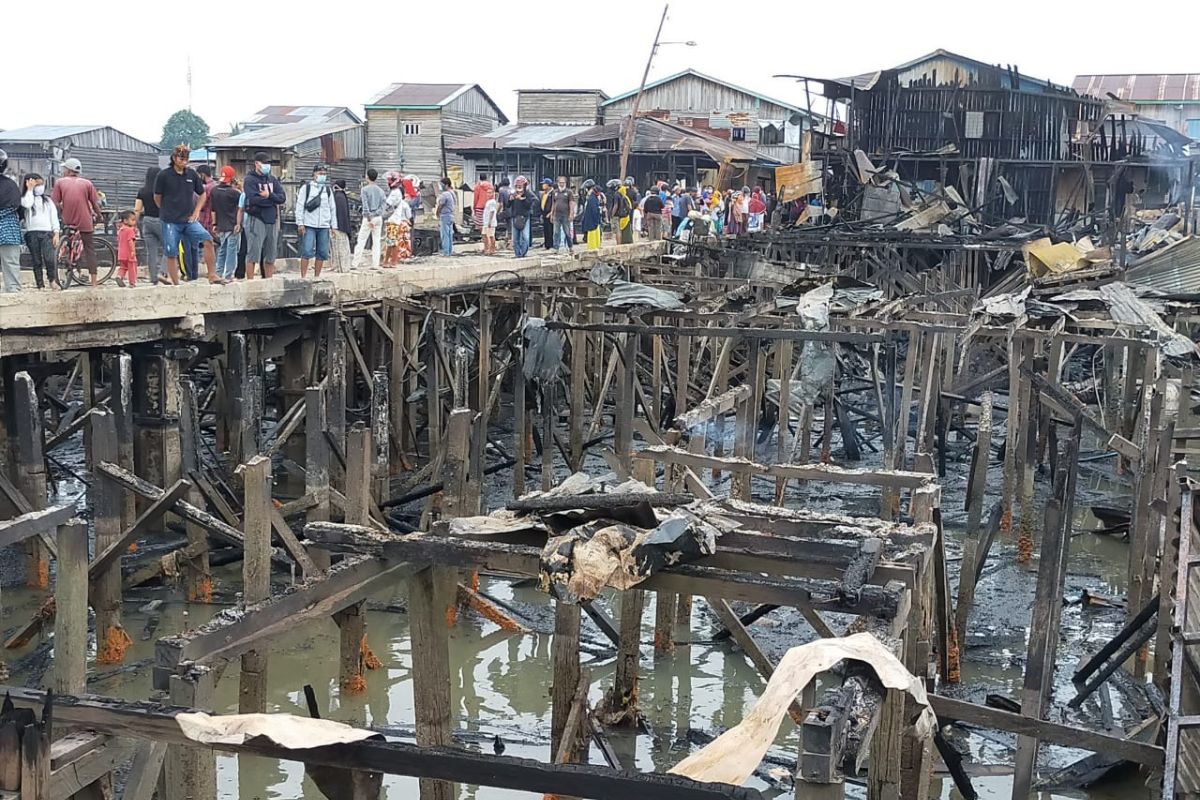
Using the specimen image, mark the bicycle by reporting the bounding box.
[58,225,117,288]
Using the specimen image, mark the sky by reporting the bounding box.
[6,0,1197,145]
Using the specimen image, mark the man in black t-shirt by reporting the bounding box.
[153,144,217,285]
[642,191,664,240]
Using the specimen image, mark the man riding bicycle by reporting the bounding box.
[50,157,103,287]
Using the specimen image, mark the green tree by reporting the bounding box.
[160,109,210,150]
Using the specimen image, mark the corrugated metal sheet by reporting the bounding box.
[366,83,465,107]
[209,121,363,150]
[578,117,776,163]
[243,106,362,126]
[1126,237,1200,294]
[1074,74,1200,103]
[0,125,159,153]
[448,124,593,152]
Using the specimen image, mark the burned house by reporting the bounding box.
[0,124,161,212]
[364,83,508,183]
[808,49,1197,232]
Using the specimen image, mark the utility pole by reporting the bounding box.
[618,4,669,182]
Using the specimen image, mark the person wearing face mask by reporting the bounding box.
[20,173,60,290]
[295,164,338,278]
[242,151,286,279]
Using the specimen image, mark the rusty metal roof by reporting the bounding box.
[1073,74,1200,103]
[244,105,362,126]
[1126,237,1200,295]
[447,124,595,152]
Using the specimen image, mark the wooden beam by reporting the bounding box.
[88,480,192,577]
[0,505,75,549]
[96,461,246,549]
[640,446,933,490]
[3,686,764,800]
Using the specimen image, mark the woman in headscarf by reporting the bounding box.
[747,187,767,233]
[611,180,634,245]
[382,171,412,266]
[725,190,744,237]
[580,180,604,250]
[707,187,725,237]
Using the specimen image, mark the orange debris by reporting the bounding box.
[96,625,132,665]
[360,635,382,670]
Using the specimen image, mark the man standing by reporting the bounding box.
[50,157,103,286]
[0,150,22,292]
[549,176,575,254]
[242,152,286,279]
[675,187,697,237]
[642,188,664,241]
[295,164,338,279]
[154,145,217,285]
[472,173,493,229]
[539,178,554,250]
[209,166,242,282]
[436,177,456,256]
[352,168,385,270]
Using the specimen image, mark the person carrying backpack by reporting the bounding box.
[295,163,338,278]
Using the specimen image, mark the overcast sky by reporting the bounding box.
[6,0,1196,145]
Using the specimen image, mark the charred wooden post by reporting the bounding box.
[111,353,136,529]
[165,667,217,800]
[238,454,272,714]
[92,409,129,665]
[54,519,89,694]
[408,565,457,800]
[569,329,587,471]
[281,335,313,497]
[473,292,492,488]
[389,306,408,472]
[371,370,390,505]
[613,334,638,480]
[327,315,348,493]
[178,376,211,601]
[542,380,555,492]
[132,349,183,514]
[952,390,993,681]
[514,320,527,497]
[12,371,49,588]
[306,385,331,524]
[550,600,582,757]
[346,424,373,527]
[335,601,368,695]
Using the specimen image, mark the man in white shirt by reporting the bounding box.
[295,164,339,278]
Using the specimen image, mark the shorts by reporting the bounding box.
[161,220,212,259]
[243,215,277,263]
[300,226,331,260]
[481,226,496,237]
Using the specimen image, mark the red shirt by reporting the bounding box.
[117,224,138,261]
[472,180,492,212]
[51,176,101,232]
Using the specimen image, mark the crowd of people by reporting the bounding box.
[0,142,783,293]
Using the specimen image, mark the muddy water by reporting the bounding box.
[1,430,1157,799]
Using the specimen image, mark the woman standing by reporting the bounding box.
[580,180,604,250]
[726,190,745,237]
[20,173,60,289]
[507,177,537,258]
[134,166,167,284]
[610,180,633,245]
[382,171,412,266]
[330,179,352,272]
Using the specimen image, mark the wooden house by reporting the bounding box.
[207,121,366,223]
[364,83,508,183]
[1073,73,1200,140]
[0,125,161,212]
[599,69,818,163]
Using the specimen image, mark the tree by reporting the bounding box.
[160,109,210,150]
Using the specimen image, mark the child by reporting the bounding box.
[115,210,138,287]
[480,188,498,255]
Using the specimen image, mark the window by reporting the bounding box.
[964,111,984,139]
[1187,119,1200,140]
[404,123,421,136]
[731,127,746,142]
[760,125,782,146]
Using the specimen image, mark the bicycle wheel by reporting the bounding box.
[94,239,118,285]
[57,239,84,288]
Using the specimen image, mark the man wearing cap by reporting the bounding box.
[50,157,103,286]
[242,152,286,279]
[154,144,217,285]
[209,166,242,281]
[295,164,338,278]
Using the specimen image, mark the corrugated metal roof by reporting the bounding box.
[366,83,470,107]
[448,124,594,151]
[0,124,108,141]
[1126,237,1200,294]
[208,121,363,149]
[244,105,362,126]
[1074,74,1200,103]
[577,117,777,163]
